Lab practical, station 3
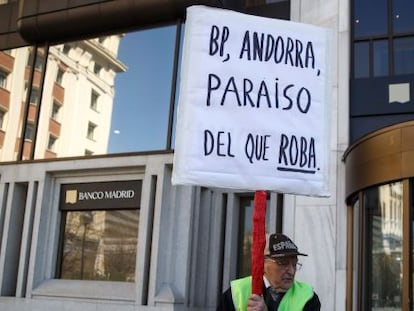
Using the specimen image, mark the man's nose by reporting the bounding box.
[287,263,296,273]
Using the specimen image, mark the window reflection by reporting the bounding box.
[0,69,7,88]
[364,182,402,310]
[20,46,46,160]
[43,39,124,157]
[51,101,61,120]
[373,40,388,77]
[29,88,39,105]
[60,210,139,282]
[353,0,414,78]
[90,90,99,111]
[0,24,180,162]
[0,49,17,158]
[354,42,370,78]
[354,0,387,38]
[108,26,176,153]
[87,122,97,141]
[394,37,414,75]
[393,0,414,34]
[56,68,64,85]
[0,109,5,129]
[24,122,34,141]
[47,135,57,151]
[238,196,270,278]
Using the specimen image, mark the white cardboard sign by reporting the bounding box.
[172,5,333,197]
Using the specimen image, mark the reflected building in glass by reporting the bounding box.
[365,183,403,309]
[0,37,125,160]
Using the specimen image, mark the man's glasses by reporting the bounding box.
[265,256,302,270]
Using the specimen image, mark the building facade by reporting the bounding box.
[0,0,412,310]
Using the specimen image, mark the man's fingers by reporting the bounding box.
[247,294,267,311]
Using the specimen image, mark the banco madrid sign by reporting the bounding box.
[60,180,142,211]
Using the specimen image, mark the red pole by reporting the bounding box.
[252,190,267,295]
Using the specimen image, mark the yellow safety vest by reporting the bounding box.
[230,276,314,311]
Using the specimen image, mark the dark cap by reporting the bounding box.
[266,233,308,257]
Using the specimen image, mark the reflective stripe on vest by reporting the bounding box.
[230,276,314,311]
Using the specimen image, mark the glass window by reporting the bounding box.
[0,110,5,129]
[0,25,180,162]
[58,180,141,282]
[56,69,64,85]
[0,70,7,88]
[394,36,414,75]
[363,182,402,310]
[91,90,99,111]
[28,52,44,71]
[47,135,57,151]
[354,0,387,38]
[393,0,414,33]
[60,209,139,281]
[373,40,389,76]
[25,123,34,141]
[354,42,370,78]
[51,101,61,120]
[30,88,40,105]
[93,63,102,75]
[62,44,71,55]
[108,26,176,153]
[87,122,96,140]
[237,195,271,278]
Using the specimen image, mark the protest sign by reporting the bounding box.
[172,5,333,197]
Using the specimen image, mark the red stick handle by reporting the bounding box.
[252,190,267,295]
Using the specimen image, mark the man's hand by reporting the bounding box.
[247,294,268,311]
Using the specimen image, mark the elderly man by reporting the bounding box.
[217,233,321,311]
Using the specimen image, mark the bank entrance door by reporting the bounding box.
[353,180,414,310]
[362,182,403,310]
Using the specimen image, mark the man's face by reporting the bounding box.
[264,255,299,292]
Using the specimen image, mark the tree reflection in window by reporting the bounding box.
[364,182,402,309]
[60,210,139,282]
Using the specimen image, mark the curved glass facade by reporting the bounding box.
[344,121,414,310]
